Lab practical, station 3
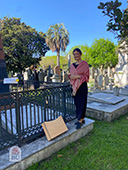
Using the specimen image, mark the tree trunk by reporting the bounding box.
[57,51,60,67]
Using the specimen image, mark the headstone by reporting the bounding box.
[39,69,46,82]
[98,75,103,87]
[94,73,98,89]
[113,86,119,96]
[28,68,33,81]
[48,65,51,77]
[44,70,52,82]
[23,69,29,81]
[104,74,109,86]
[8,71,13,78]
[54,66,61,77]
[0,35,9,93]
[51,65,61,82]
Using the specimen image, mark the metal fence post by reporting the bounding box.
[15,92,21,146]
[62,85,66,121]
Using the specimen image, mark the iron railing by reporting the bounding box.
[9,80,67,92]
[0,83,76,151]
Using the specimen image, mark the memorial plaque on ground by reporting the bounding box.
[88,93,126,105]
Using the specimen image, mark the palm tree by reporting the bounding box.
[46,23,69,67]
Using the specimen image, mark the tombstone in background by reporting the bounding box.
[48,65,52,77]
[104,74,109,89]
[94,73,98,89]
[93,72,101,93]
[54,66,61,77]
[97,74,103,89]
[28,66,33,81]
[0,35,9,93]
[44,70,52,82]
[51,66,61,82]
[39,69,46,83]
[8,71,13,78]
[23,68,29,81]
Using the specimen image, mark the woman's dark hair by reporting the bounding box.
[73,48,82,55]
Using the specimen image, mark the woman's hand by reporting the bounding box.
[70,75,81,79]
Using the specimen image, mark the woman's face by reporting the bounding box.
[73,51,81,61]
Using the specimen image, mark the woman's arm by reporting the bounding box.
[70,75,81,79]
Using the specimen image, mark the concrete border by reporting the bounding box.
[0,118,95,170]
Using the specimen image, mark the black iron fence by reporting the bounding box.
[9,80,67,92]
[0,83,76,151]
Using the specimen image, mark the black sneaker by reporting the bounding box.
[74,119,85,125]
[76,122,82,129]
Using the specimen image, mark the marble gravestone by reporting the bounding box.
[98,75,103,87]
[39,69,46,83]
[51,66,61,82]
[104,74,109,86]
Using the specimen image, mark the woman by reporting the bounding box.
[69,48,89,129]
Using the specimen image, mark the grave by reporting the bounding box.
[87,92,128,121]
[88,93,126,104]
[1,104,63,135]
[0,117,95,170]
[44,66,52,82]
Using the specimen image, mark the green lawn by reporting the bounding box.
[28,113,128,170]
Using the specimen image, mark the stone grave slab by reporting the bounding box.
[88,93,126,105]
[1,104,63,135]
[87,94,128,122]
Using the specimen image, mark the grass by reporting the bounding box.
[28,113,128,170]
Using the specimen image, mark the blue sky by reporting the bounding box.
[0,0,127,56]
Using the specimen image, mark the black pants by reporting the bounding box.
[73,81,88,121]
